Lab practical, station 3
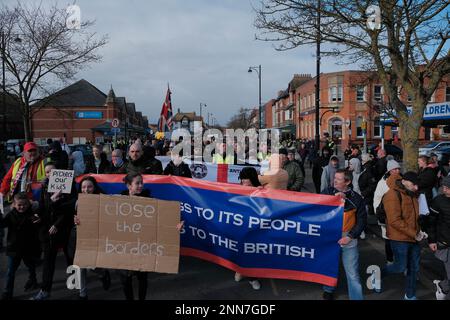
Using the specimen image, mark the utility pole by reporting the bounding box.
[314,0,321,155]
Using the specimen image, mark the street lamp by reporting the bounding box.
[248,65,262,130]
[199,102,207,119]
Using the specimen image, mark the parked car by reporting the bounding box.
[419,141,450,156]
[370,143,403,161]
[432,146,450,163]
[68,144,92,158]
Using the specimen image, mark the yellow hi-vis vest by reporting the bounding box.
[212,153,234,164]
[9,157,46,199]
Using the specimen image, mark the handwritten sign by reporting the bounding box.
[48,170,74,194]
[74,194,180,273]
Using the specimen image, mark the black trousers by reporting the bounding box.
[41,240,73,293]
[119,271,148,300]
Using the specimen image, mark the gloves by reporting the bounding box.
[415,230,428,242]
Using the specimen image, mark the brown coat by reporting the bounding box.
[383,175,419,242]
[258,169,289,190]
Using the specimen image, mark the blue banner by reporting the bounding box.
[77,175,344,286]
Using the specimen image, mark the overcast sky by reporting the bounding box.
[6,0,352,125]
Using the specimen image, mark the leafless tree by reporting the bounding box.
[227,107,255,130]
[254,0,449,170]
[0,2,108,141]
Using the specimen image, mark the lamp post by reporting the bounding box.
[248,65,262,130]
[199,102,207,120]
[314,0,321,155]
[1,31,6,141]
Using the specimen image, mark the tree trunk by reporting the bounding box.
[399,104,423,172]
[23,109,32,142]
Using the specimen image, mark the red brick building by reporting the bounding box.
[262,70,450,148]
[32,79,148,145]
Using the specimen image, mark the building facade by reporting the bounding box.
[31,79,148,145]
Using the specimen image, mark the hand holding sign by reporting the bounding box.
[48,170,75,194]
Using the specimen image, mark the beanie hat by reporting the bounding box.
[386,159,401,172]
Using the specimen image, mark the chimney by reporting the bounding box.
[178,108,180,113]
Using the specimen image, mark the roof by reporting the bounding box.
[32,79,107,107]
[115,97,126,111]
[126,102,136,115]
[172,112,202,122]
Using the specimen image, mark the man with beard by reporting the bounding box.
[124,143,163,175]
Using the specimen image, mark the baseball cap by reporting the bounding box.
[402,171,419,185]
[24,142,38,152]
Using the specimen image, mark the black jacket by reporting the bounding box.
[374,156,388,181]
[124,156,163,175]
[428,195,450,247]
[418,166,438,204]
[322,187,367,239]
[38,179,78,246]
[358,161,378,201]
[120,189,151,198]
[110,159,128,174]
[85,154,111,174]
[47,141,69,170]
[164,161,192,178]
[0,207,40,257]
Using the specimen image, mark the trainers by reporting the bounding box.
[249,280,261,290]
[234,272,243,282]
[31,290,50,300]
[404,294,417,300]
[100,270,111,291]
[434,280,447,300]
[322,291,334,300]
[24,279,38,291]
[360,231,366,240]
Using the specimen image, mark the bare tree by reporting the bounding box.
[227,107,255,130]
[254,0,449,170]
[0,2,108,141]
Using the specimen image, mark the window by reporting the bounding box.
[391,126,399,139]
[356,117,364,137]
[446,87,450,102]
[373,117,381,137]
[374,85,383,101]
[356,86,365,101]
[330,85,343,102]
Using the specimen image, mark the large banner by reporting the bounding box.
[157,156,267,184]
[74,194,180,273]
[79,175,344,286]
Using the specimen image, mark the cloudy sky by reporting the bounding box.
[6,0,351,125]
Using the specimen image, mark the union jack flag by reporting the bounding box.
[157,85,173,132]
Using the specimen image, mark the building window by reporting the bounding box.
[330,85,343,102]
[391,126,399,139]
[374,85,383,102]
[446,87,450,101]
[373,117,381,137]
[356,117,364,137]
[356,85,365,102]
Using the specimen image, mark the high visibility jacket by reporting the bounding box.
[1,156,46,201]
[212,153,234,165]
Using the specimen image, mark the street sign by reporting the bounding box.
[111,128,121,133]
[112,118,120,128]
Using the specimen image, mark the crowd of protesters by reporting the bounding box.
[0,133,450,301]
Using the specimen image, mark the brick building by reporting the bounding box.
[262,70,450,148]
[31,79,148,145]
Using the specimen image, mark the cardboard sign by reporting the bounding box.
[48,170,74,194]
[74,194,180,273]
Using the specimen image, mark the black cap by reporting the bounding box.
[402,171,419,185]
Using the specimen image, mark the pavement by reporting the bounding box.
[0,154,446,301]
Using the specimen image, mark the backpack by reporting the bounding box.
[376,189,402,224]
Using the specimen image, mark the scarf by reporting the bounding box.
[11,161,29,196]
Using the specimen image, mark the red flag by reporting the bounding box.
[158,85,173,132]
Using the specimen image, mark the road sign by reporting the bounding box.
[111,128,121,133]
[111,118,120,128]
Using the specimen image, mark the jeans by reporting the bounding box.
[4,255,37,297]
[41,241,73,293]
[323,239,364,300]
[382,240,421,299]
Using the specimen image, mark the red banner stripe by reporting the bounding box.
[76,174,343,207]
